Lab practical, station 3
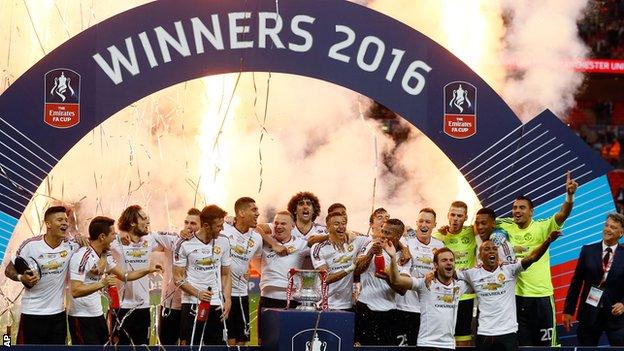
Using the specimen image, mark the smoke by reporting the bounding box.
[502,0,589,121]
[366,0,507,94]
[367,0,590,121]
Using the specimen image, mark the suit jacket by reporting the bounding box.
[564,241,624,325]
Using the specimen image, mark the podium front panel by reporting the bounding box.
[261,308,354,351]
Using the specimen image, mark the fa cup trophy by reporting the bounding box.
[286,269,329,311]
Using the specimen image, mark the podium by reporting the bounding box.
[261,308,354,351]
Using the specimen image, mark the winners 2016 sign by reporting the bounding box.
[0,1,615,332]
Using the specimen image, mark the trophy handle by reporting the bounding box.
[321,341,327,351]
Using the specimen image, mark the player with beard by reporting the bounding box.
[110,205,185,345]
[287,192,327,244]
[458,231,560,351]
[394,208,445,346]
[255,211,310,343]
[383,246,470,351]
[498,172,577,346]
[157,208,201,345]
[221,197,263,345]
[68,216,162,345]
[311,213,368,310]
[433,201,477,346]
[354,218,407,345]
[5,206,81,344]
[174,205,232,346]
[474,208,515,265]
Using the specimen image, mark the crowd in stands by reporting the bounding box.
[579,0,624,59]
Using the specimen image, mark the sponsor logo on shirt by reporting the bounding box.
[127,249,146,258]
[195,257,217,266]
[482,282,502,291]
[333,254,353,264]
[417,256,433,264]
[40,260,64,274]
[232,245,247,255]
[438,294,454,303]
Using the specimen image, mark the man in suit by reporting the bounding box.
[563,213,624,346]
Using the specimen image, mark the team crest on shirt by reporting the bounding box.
[287,246,297,254]
[347,244,354,252]
[213,246,222,254]
[59,250,68,258]
[497,273,506,283]
[248,239,255,248]
[461,237,470,244]
[142,241,148,248]
[524,233,532,241]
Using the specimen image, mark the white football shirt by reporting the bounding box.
[13,235,79,315]
[458,262,523,336]
[174,235,231,305]
[413,277,470,349]
[396,236,445,313]
[358,240,408,312]
[259,235,309,300]
[110,232,170,309]
[310,236,368,309]
[68,245,117,317]
[221,223,263,297]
